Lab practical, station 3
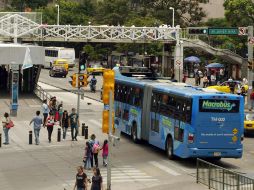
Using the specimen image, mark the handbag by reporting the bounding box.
[6,120,14,129]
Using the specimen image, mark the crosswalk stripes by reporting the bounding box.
[149,161,181,176]
[63,165,158,189]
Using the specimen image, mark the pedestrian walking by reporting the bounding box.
[241,86,247,104]
[101,139,108,167]
[92,142,100,168]
[249,89,254,111]
[210,73,216,85]
[91,167,103,190]
[84,142,92,170]
[1,112,12,145]
[89,134,99,168]
[58,102,64,126]
[203,75,209,88]
[69,108,79,141]
[73,166,88,190]
[42,99,49,126]
[62,110,69,140]
[46,112,55,143]
[29,111,43,145]
[228,78,235,94]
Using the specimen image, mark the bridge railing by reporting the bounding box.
[34,84,60,106]
[197,158,254,190]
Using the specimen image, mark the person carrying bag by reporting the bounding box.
[2,112,14,145]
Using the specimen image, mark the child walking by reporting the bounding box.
[101,139,108,167]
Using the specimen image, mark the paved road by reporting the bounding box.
[39,68,102,102]
[0,70,253,190]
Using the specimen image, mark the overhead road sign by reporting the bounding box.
[187,27,208,35]
[208,28,238,35]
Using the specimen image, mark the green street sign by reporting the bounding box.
[208,28,239,35]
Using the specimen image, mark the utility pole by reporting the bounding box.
[107,90,113,190]
[247,26,253,107]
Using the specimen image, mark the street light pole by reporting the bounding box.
[169,7,175,28]
[55,4,59,25]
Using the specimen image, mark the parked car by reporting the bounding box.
[49,65,68,78]
[87,64,104,75]
[207,81,248,94]
[244,113,254,135]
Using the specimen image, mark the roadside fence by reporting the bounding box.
[34,84,60,105]
[197,158,254,190]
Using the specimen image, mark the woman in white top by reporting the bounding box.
[2,112,10,145]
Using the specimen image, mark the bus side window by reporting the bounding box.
[151,119,159,133]
[123,109,129,121]
[127,87,133,105]
[159,94,169,116]
[151,92,159,112]
[134,87,142,107]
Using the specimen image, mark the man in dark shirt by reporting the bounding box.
[74,166,87,190]
[69,108,79,141]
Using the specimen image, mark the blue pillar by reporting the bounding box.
[10,65,19,116]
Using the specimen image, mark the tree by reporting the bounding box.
[95,0,131,25]
[11,0,49,11]
[224,0,254,26]
[38,0,95,25]
[135,0,207,27]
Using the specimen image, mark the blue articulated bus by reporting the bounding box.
[113,66,244,159]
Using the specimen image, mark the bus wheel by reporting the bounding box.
[131,124,138,143]
[166,137,175,160]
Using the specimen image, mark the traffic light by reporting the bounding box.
[69,73,77,87]
[102,110,115,134]
[188,28,208,35]
[103,69,115,105]
[248,60,254,70]
[77,74,88,87]
[79,52,88,71]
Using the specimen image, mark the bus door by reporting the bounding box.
[149,92,161,147]
[141,85,152,141]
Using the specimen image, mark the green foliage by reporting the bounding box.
[224,0,254,26]
[11,0,49,11]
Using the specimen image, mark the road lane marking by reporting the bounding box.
[149,161,181,176]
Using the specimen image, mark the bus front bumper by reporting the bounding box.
[184,148,243,158]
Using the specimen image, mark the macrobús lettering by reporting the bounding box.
[202,100,235,111]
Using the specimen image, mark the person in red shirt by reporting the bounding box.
[46,112,55,143]
[249,89,254,111]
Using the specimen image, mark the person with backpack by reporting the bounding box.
[249,89,254,111]
[89,134,99,168]
[46,112,55,143]
[92,142,100,168]
[29,111,43,145]
[83,142,92,170]
[73,166,88,190]
[69,108,79,141]
[101,139,108,167]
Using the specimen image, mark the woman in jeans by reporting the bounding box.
[46,112,55,143]
[2,112,11,145]
[62,110,69,140]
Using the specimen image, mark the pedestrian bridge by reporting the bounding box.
[0,12,178,43]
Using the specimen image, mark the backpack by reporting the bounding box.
[92,143,100,154]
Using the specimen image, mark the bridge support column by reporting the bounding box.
[174,28,183,82]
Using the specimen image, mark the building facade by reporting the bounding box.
[201,0,225,20]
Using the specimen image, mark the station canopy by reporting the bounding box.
[0,43,44,66]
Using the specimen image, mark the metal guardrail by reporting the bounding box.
[197,158,254,190]
[34,84,60,105]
